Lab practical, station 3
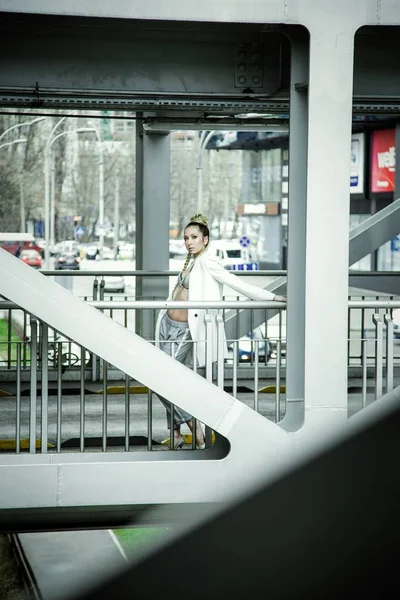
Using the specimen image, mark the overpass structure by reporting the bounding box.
[0,0,399,597]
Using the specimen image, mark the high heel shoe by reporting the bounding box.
[173,435,185,450]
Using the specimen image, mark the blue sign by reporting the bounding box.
[391,235,400,252]
[230,263,259,271]
[239,235,251,248]
[75,226,85,237]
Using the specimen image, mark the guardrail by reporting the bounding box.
[1,296,399,456]
[0,299,286,455]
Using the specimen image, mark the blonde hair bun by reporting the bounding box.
[189,213,208,226]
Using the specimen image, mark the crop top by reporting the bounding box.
[177,268,190,289]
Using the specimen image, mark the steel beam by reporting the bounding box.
[349,197,400,267]
[70,385,400,600]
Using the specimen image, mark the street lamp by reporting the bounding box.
[0,116,47,145]
[0,138,28,151]
[0,138,28,232]
[44,111,77,268]
[0,117,47,233]
[44,126,103,266]
[196,130,215,212]
[87,120,105,257]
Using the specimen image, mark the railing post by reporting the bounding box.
[125,373,131,451]
[56,341,63,452]
[29,317,38,454]
[372,313,383,401]
[91,278,99,382]
[254,340,259,413]
[80,346,86,452]
[15,343,21,454]
[216,314,225,390]
[232,340,238,398]
[275,339,282,423]
[102,360,108,451]
[384,313,394,394]
[204,314,213,448]
[361,338,368,409]
[7,308,12,369]
[40,322,49,454]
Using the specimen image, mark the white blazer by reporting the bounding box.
[155,250,275,367]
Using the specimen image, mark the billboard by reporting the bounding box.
[350,133,365,194]
[371,128,396,193]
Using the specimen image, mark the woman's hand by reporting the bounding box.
[273,294,287,302]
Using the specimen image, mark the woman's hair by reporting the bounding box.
[185,213,210,244]
[171,214,210,297]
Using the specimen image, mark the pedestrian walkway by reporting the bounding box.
[17,530,128,600]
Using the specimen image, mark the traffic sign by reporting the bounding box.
[239,235,251,248]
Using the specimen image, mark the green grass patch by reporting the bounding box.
[0,319,27,365]
[114,527,172,558]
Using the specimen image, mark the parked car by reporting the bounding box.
[208,239,259,270]
[60,240,80,252]
[103,275,125,293]
[169,239,187,258]
[392,309,400,339]
[117,243,134,260]
[19,249,42,269]
[85,245,99,260]
[101,246,115,260]
[0,233,43,257]
[228,332,273,363]
[55,250,80,270]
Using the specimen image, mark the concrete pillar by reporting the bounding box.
[135,116,170,339]
[301,23,356,434]
[280,31,308,432]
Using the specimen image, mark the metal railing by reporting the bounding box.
[1,288,400,455]
[0,299,286,455]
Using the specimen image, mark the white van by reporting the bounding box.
[208,240,259,270]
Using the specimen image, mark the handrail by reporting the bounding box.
[1,299,399,310]
[0,300,286,310]
[348,300,400,308]
[37,269,288,277]
[35,268,400,277]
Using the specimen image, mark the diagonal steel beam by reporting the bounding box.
[349,196,400,266]
[0,248,289,516]
[226,197,400,341]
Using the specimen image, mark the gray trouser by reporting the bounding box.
[157,314,193,430]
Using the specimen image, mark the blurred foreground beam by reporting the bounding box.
[75,387,400,599]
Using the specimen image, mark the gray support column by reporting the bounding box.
[135,116,170,339]
[300,21,356,436]
[394,124,400,200]
[279,31,308,432]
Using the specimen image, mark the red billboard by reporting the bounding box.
[371,128,396,193]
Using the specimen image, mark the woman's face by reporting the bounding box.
[184,225,208,256]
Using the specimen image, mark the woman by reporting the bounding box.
[155,213,286,449]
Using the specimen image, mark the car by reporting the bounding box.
[103,275,125,293]
[117,243,134,260]
[392,309,400,339]
[0,234,44,258]
[57,240,80,255]
[55,250,81,270]
[101,246,115,260]
[208,239,259,270]
[169,239,187,258]
[85,245,99,260]
[228,332,273,363]
[19,249,42,268]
